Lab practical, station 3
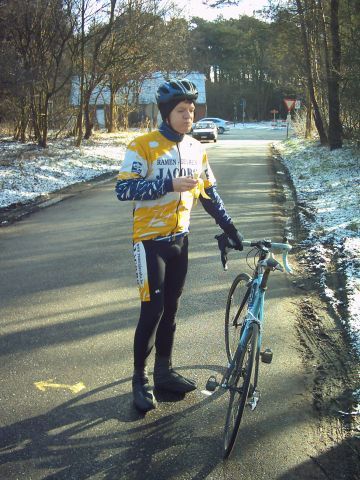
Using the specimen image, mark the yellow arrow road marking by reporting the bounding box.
[34,380,86,394]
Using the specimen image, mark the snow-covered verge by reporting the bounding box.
[274,137,360,362]
[0,131,139,209]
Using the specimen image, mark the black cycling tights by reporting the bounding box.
[133,235,188,369]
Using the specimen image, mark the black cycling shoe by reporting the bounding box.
[132,368,157,412]
[153,355,197,394]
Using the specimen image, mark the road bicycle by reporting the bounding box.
[206,233,293,459]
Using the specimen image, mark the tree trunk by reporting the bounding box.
[39,96,49,148]
[296,0,328,145]
[108,83,116,133]
[15,98,29,142]
[123,102,129,130]
[305,89,312,138]
[30,91,42,145]
[83,94,93,140]
[328,0,342,150]
[76,0,86,147]
[76,78,84,146]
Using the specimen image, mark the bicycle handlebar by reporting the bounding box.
[215,233,293,273]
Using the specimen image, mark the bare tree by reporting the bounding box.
[3,0,75,147]
[104,1,164,132]
[294,0,328,144]
[71,0,117,144]
[103,2,190,132]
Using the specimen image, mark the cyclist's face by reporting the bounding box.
[168,101,195,134]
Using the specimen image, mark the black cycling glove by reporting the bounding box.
[222,223,244,251]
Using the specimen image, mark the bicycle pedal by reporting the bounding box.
[261,348,273,364]
[206,375,219,392]
[247,390,260,411]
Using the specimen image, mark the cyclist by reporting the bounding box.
[115,78,243,412]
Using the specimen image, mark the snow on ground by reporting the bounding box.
[0,131,139,208]
[274,136,360,360]
[0,125,359,360]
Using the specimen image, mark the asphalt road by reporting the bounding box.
[0,127,327,479]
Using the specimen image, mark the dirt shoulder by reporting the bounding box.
[271,150,360,479]
[294,262,359,479]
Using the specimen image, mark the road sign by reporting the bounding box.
[270,109,279,114]
[284,99,296,111]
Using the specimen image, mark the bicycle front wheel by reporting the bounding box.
[225,273,251,364]
[223,322,259,459]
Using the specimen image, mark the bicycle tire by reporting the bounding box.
[223,322,259,459]
[225,273,252,364]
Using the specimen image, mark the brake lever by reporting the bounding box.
[215,233,231,271]
[221,250,228,271]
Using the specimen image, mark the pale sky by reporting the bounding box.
[176,0,269,21]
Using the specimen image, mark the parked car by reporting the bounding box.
[197,117,231,134]
[191,121,218,142]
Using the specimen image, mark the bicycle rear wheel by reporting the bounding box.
[223,322,259,459]
[225,273,251,364]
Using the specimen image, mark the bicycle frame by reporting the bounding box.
[222,243,283,403]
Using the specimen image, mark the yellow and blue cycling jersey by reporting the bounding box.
[115,124,233,243]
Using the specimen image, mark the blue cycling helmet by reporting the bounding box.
[156,79,198,105]
[156,79,198,121]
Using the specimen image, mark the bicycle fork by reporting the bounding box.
[206,320,263,412]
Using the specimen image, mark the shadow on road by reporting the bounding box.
[2,362,356,480]
[0,365,227,479]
